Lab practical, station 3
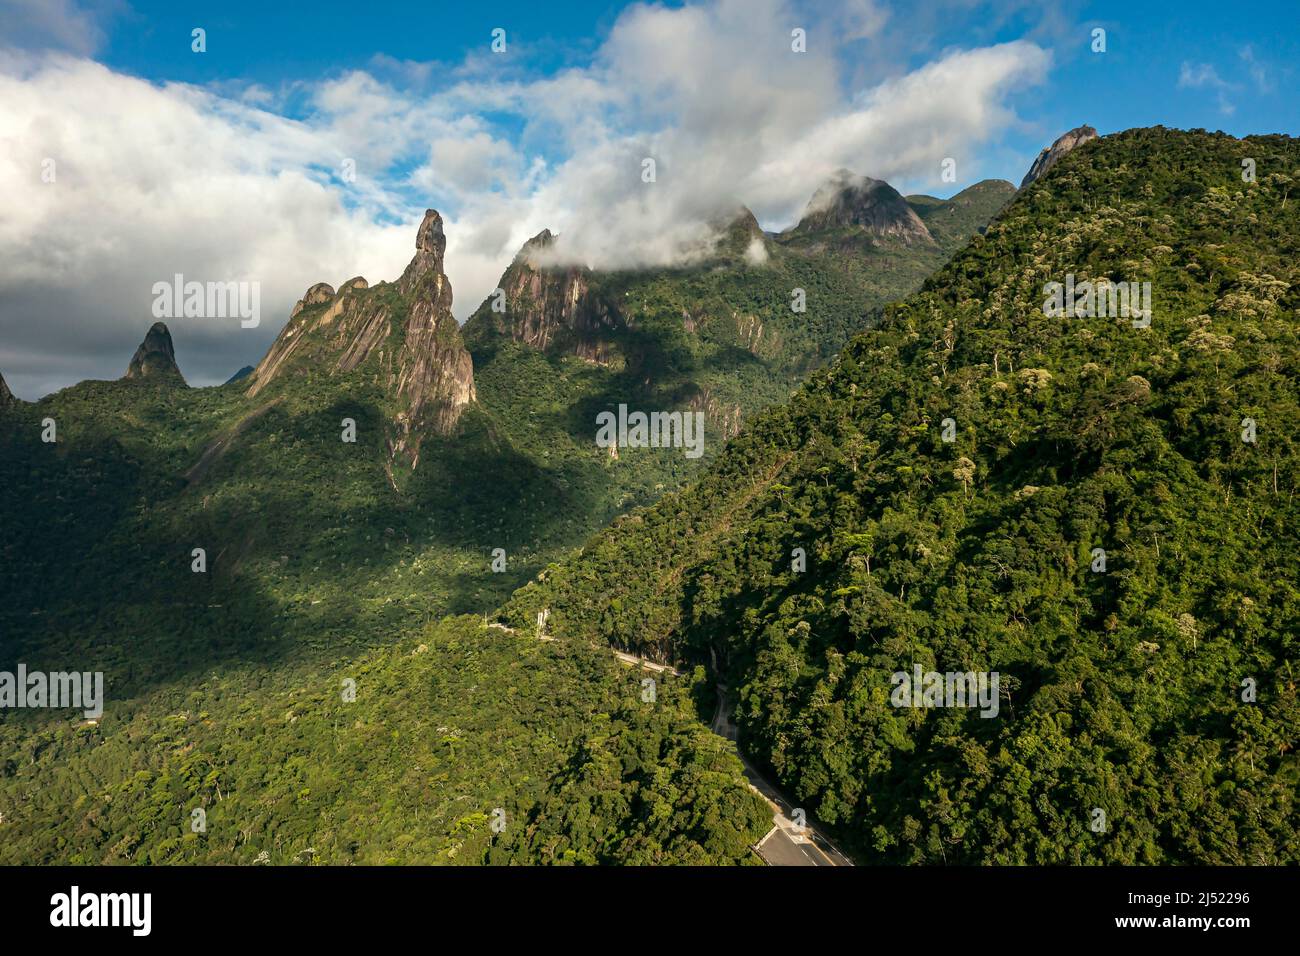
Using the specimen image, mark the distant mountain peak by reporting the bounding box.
[124,321,185,383]
[223,365,254,385]
[0,369,14,407]
[1020,125,1098,188]
[792,171,933,243]
[467,229,616,363]
[710,205,761,234]
[516,228,559,267]
[950,179,1017,201]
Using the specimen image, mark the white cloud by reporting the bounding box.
[0,0,1052,398]
[1238,46,1274,94]
[448,1,1048,273]
[0,55,415,397]
[1178,60,1239,115]
[837,0,891,41]
[0,0,110,57]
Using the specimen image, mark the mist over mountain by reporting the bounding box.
[790,171,934,243]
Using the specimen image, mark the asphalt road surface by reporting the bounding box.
[711,688,853,867]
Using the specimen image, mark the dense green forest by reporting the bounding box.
[10,127,1291,866]
[0,169,1005,863]
[501,128,1300,864]
[0,615,768,864]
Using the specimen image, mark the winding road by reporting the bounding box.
[710,687,853,866]
[487,618,852,866]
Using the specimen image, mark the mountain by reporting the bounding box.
[1020,125,1098,188]
[0,370,14,407]
[224,365,255,385]
[0,168,1014,866]
[244,209,475,470]
[500,127,1300,864]
[124,321,185,382]
[906,179,1017,247]
[464,175,1011,461]
[788,170,933,243]
[465,228,617,364]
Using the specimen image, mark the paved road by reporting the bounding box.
[485,619,851,866]
[712,689,853,867]
[611,649,681,675]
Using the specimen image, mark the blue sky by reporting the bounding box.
[1,0,1297,398]
[83,0,1300,187]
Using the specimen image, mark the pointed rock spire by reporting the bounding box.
[392,210,474,463]
[125,322,185,383]
[399,209,450,298]
[0,369,15,407]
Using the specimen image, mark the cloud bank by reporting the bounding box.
[0,0,1050,398]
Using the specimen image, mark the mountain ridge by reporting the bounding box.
[242,208,475,470]
[497,126,1300,864]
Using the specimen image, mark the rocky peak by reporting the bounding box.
[1020,125,1098,188]
[523,228,555,249]
[125,322,185,383]
[391,212,475,465]
[399,209,449,297]
[0,369,14,407]
[710,206,762,237]
[792,170,933,243]
[711,206,769,260]
[243,208,475,470]
[290,282,335,319]
[466,229,618,364]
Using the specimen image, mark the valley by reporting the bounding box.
[0,163,1012,864]
[3,125,1295,867]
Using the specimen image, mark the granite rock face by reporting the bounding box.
[125,322,186,383]
[473,229,620,364]
[1020,125,1099,188]
[244,209,476,469]
[390,210,476,465]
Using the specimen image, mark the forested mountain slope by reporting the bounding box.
[0,159,1011,864]
[501,127,1300,864]
[0,615,768,864]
